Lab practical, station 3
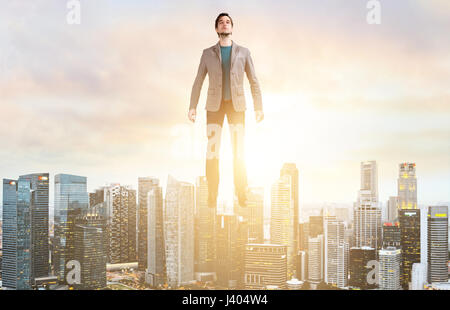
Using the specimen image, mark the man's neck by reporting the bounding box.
[219,37,232,47]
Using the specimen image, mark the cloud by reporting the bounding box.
[0,1,449,204]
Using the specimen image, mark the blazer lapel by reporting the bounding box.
[213,40,238,67]
[230,40,238,70]
[213,42,221,63]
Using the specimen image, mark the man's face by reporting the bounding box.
[216,16,233,36]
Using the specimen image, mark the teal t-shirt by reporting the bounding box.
[220,45,232,101]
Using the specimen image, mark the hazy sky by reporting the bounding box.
[1,0,449,210]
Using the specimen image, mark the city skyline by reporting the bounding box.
[1,161,448,220]
[2,161,448,290]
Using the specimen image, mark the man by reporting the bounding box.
[188,13,264,208]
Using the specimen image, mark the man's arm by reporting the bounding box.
[189,51,207,111]
[244,49,263,112]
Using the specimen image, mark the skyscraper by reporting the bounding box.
[236,186,264,244]
[146,185,166,287]
[353,162,381,253]
[296,250,307,281]
[53,174,89,283]
[309,215,323,239]
[382,222,401,248]
[216,214,248,289]
[354,191,382,251]
[138,177,160,270]
[194,176,217,281]
[387,196,399,222]
[360,161,378,202]
[105,184,137,263]
[411,263,427,290]
[379,247,402,290]
[164,175,194,288]
[399,209,421,289]
[244,244,287,289]
[19,173,50,280]
[349,247,376,289]
[2,178,32,290]
[280,163,299,252]
[270,174,295,277]
[74,212,107,290]
[324,216,348,288]
[397,163,417,210]
[308,234,323,285]
[298,222,309,251]
[427,206,448,283]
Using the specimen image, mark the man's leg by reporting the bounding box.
[206,104,225,208]
[225,102,248,206]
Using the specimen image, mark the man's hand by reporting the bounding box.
[188,109,196,123]
[255,110,264,123]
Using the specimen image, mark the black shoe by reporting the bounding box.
[208,192,218,208]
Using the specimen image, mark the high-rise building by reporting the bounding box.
[194,176,217,282]
[19,173,50,280]
[89,187,105,209]
[399,209,421,289]
[354,161,381,252]
[360,161,378,202]
[73,212,107,290]
[411,263,427,290]
[397,163,417,210]
[382,222,400,248]
[216,214,248,289]
[164,175,194,288]
[298,222,309,251]
[344,226,354,249]
[270,174,295,277]
[105,184,137,263]
[309,215,323,239]
[379,247,402,290]
[244,244,287,289]
[146,185,166,287]
[324,216,348,288]
[427,206,448,283]
[53,174,89,283]
[296,250,307,281]
[308,234,323,284]
[2,178,32,290]
[387,196,399,222]
[420,208,428,267]
[354,192,382,251]
[280,163,299,252]
[236,186,264,244]
[138,177,160,270]
[349,247,376,289]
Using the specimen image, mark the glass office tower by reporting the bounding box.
[2,178,32,290]
[19,173,50,280]
[53,174,89,283]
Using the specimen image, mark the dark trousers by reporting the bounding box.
[206,99,247,197]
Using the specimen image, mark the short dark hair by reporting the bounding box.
[215,13,233,29]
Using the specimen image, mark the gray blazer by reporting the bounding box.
[189,40,263,112]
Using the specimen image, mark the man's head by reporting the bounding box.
[215,13,233,38]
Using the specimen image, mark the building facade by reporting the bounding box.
[427,206,448,283]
